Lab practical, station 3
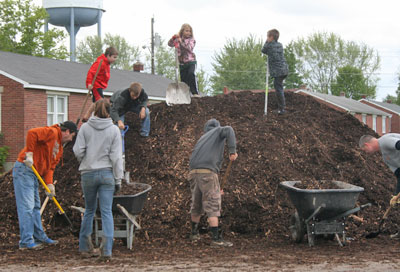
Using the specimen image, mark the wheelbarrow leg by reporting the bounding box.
[306,223,315,246]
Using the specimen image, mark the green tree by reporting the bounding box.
[331,65,375,100]
[197,66,211,95]
[152,39,175,79]
[210,35,266,95]
[291,32,380,94]
[284,42,304,89]
[76,33,141,70]
[0,0,67,59]
[384,94,397,103]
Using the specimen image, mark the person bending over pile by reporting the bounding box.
[360,133,400,239]
[13,121,77,250]
[110,82,150,137]
[188,119,238,247]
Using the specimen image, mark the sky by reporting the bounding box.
[37,0,400,101]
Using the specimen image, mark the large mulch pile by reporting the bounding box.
[0,91,398,249]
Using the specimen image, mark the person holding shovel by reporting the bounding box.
[110,82,150,137]
[359,134,400,238]
[168,23,199,96]
[261,29,289,115]
[188,119,238,247]
[82,47,118,122]
[12,121,77,250]
[73,99,123,260]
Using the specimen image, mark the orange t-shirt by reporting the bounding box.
[17,124,63,184]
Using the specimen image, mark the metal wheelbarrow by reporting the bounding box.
[280,180,370,246]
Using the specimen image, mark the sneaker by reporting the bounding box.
[390,232,400,239]
[97,255,112,262]
[278,110,286,115]
[210,239,233,247]
[80,248,100,258]
[190,233,200,241]
[42,238,59,245]
[19,242,44,250]
[193,94,201,98]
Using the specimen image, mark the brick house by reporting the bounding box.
[0,50,172,171]
[295,90,391,136]
[359,99,400,133]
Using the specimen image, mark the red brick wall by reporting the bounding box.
[0,75,25,164]
[360,100,400,133]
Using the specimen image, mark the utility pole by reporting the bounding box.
[151,16,155,75]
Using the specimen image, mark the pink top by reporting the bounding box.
[168,36,196,64]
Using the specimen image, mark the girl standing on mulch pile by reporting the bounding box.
[168,23,200,97]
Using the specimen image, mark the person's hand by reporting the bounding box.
[115,179,122,194]
[46,184,56,198]
[229,153,238,161]
[390,194,400,207]
[118,120,125,130]
[88,84,93,90]
[23,152,34,167]
[139,108,146,119]
[220,189,224,196]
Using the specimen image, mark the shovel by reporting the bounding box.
[166,42,191,106]
[121,125,130,184]
[366,192,400,238]
[31,165,77,234]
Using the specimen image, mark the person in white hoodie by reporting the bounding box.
[73,99,123,260]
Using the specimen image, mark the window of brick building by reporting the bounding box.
[372,115,377,132]
[47,94,68,125]
[382,116,386,134]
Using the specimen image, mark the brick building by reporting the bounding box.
[296,90,391,136]
[0,51,172,171]
[359,99,400,133]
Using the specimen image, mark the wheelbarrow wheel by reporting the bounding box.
[289,211,305,243]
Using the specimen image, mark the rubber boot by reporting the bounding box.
[210,227,233,247]
[190,222,200,241]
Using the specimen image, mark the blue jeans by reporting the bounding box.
[120,106,150,137]
[79,169,115,256]
[13,161,49,247]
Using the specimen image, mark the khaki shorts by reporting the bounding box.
[189,172,221,217]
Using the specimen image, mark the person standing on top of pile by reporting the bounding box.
[261,29,289,115]
[188,119,238,247]
[168,23,200,97]
[73,99,123,261]
[13,121,77,250]
[82,47,118,122]
[110,82,151,137]
[359,134,400,239]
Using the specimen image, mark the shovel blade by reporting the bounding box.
[166,83,191,105]
[365,231,380,239]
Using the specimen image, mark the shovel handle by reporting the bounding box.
[220,160,233,189]
[40,179,58,215]
[31,166,65,214]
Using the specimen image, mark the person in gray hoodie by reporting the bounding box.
[188,119,238,247]
[73,99,123,260]
[261,29,289,115]
[360,134,400,239]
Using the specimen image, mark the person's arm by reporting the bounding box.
[110,95,126,123]
[180,38,196,52]
[168,35,178,47]
[261,41,271,54]
[220,126,237,155]
[86,59,100,89]
[73,127,86,162]
[138,90,149,109]
[110,127,123,180]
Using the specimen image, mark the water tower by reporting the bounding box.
[43,0,104,62]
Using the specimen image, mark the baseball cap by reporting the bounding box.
[60,121,78,133]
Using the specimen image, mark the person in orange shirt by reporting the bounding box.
[13,121,77,250]
[83,47,118,122]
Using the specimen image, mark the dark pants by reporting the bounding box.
[396,175,400,194]
[92,88,104,103]
[180,62,198,95]
[273,76,286,111]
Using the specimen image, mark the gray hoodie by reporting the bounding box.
[378,133,400,173]
[189,119,236,173]
[73,116,123,180]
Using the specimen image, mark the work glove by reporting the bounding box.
[23,152,34,168]
[46,184,56,198]
[390,194,400,207]
[115,179,122,195]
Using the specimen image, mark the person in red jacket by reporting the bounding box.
[83,47,118,121]
[13,121,77,250]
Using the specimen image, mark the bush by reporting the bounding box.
[0,146,9,173]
